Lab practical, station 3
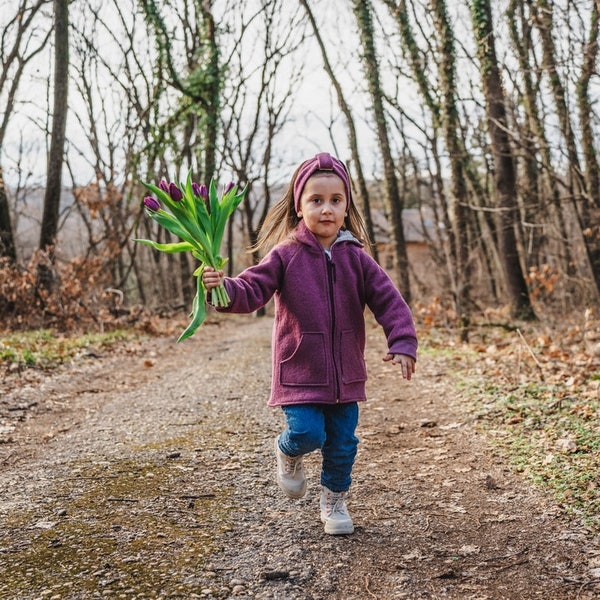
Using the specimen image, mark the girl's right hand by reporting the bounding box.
[202,266,224,290]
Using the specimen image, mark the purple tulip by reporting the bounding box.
[169,182,183,201]
[192,182,208,200]
[143,196,160,211]
[158,178,169,193]
[224,181,235,194]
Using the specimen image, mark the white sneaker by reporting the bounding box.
[320,486,354,535]
[274,438,307,499]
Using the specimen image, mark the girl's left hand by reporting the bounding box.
[383,353,416,380]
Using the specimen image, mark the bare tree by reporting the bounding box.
[138,0,223,308]
[506,0,577,282]
[383,0,464,312]
[300,0,378,259]
[381,2,468,305]
[576,1,600,296]
[38,0,69,289]
[0,0,51,261]
[220,0,304,269]
[66,0,182,308]
[532,0,600,296]
[352,0,411,301]
[471,0,535,320]
[140,0,221,183]
[429,0,476,336]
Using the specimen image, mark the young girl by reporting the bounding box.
[202,152,417,535]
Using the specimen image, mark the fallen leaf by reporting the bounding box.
[33,520,57,530]
[485,475,500,490]
[438,502,466,513]
[402,549,424,561]
[439,422,463,430]
[555,438,578,453]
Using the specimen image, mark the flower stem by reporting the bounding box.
[211,283,230,307]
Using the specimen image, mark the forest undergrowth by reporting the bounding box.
[1,255,599,531]
[417,297,600,531]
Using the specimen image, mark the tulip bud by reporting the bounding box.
[224,181,235,194]
[169,182,183,201]
[158,178,169,193]
[143,196,160,211]
[192,182,208,200]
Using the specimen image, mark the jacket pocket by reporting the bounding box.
[280,332,329,386]
[340,329,367,384]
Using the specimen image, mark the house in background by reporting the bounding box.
[372,205,443,297]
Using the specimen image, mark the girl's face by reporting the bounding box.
[298,173,347,249]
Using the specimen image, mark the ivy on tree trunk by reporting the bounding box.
[471,0,535,320]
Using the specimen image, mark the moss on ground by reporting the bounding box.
[0,439,233,599]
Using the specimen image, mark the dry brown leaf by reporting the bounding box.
[554,438,578,453]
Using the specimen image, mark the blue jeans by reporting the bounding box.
[278,403,359,493]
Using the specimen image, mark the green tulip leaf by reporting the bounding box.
[134,239,195,254]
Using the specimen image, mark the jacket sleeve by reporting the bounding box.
[362,253,418,360]
[217,248,284,314]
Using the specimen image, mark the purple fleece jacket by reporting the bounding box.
[218,220,418,407]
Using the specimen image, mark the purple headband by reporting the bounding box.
[293,152,352,212]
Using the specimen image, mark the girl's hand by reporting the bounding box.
[383,353,416,380]
[202,266,224,291]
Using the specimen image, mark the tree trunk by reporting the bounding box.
[507,0,575,276]
[0,0,50,261]
[38,0,69,289]
[0,167,16,261]
[533,0,600,296]
[430,0,475,339]
[352,0,411,301]
[300,0,377,259]
[471,0,535,320]
[507,0,544,268]
[576,2,600,296]
[200,2,220,184]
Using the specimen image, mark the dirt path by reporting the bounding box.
[0,315,597,599]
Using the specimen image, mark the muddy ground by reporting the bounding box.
[0,314,598,599]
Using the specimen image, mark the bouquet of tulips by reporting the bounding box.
[136,173,247,341]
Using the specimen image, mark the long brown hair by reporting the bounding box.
[253,165,372,253]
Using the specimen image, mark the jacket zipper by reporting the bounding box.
[326,252,340,401]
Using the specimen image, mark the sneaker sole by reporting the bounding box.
[278,480,307,499]
[321,516,354,535]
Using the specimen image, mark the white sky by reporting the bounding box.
[1,0,598,189]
